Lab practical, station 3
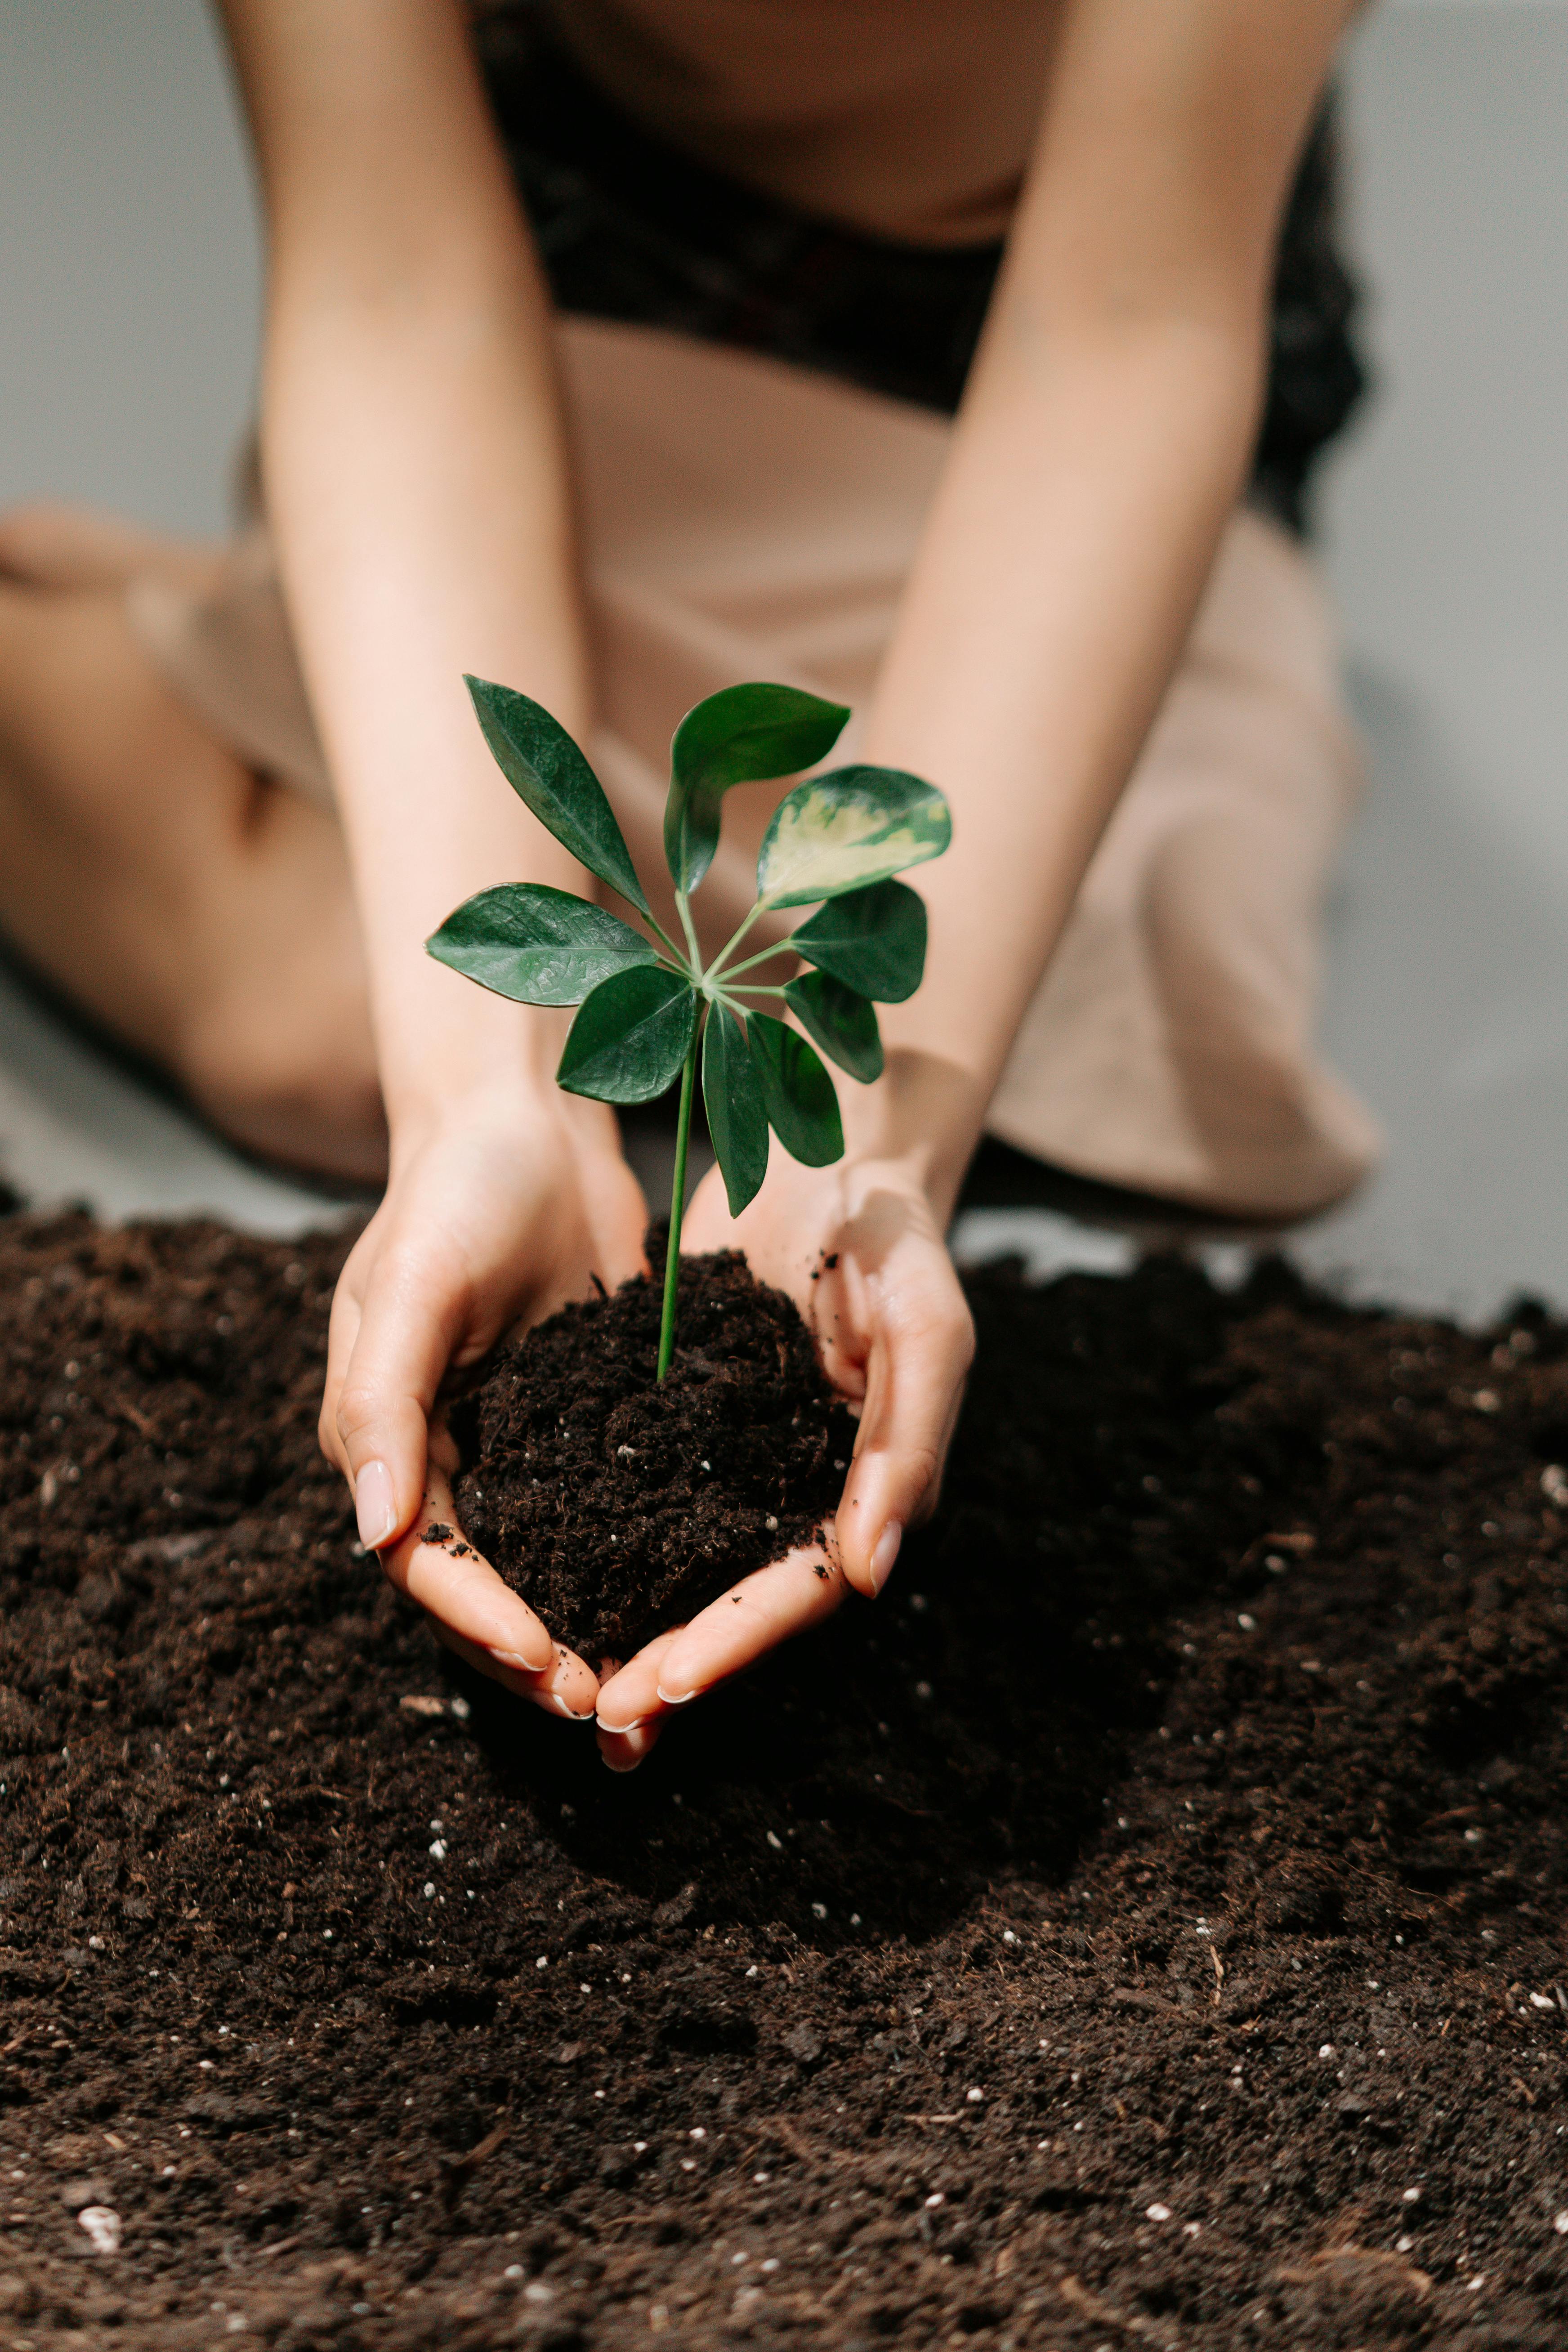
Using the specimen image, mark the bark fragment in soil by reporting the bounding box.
[2,1213,1568,2348]
[451,1250,857,1663]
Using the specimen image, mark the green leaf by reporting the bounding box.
[466,674,650,917]
[425,883,657,1006]
[791,878,927,1003]
[749,1014,844,1166]
[756,764,951,908]
[666,682,849,895]
[702,1004,770,1215]
[557,966,697,1105]
[784,970,884,1084]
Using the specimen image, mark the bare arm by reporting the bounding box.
[600,0,1360,1735]
[219,0,590,1121]
[219,0,648,1721]
[853,0,1360,1205]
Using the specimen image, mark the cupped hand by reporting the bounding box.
[320,1090,648,1717]
[593,1147,974,1768]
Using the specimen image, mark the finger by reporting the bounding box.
[333,1241,467,1552]
[596,1629,683,1739]
[654,1536,848,1706]
[834,1276,973,1600]
[431,1623,598,1721]
[318,1247,367,1480]
[379,1461,555,1677]
[598,1720,663,1775]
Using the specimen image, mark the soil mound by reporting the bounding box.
[451,1250,857,1663]
[2,1212,1568,2348]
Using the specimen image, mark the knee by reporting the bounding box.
[0,502,98,587]
[184,966,388,1189]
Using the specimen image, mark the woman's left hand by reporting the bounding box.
[594,1149,974,1770]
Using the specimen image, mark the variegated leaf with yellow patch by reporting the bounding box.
[755,764,951,909]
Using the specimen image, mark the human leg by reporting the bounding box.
[0,501,222,597]
[0,566,385,1183]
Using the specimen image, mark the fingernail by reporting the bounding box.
[490,1642,553,1675]
[354,1459,397,1549]
[655,1682,700,1707]
[534,1689,593,1721]
[867,1519,903,1596]
[603,1721,658,1771]
[596,1713,649,1736]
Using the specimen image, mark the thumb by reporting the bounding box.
[328,1260,460,1553]
[833,1270,973,1600]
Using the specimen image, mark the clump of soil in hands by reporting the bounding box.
[12,1211,1568,2347]
[450,1248,859,1663]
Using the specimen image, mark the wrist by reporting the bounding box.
[380,997,575,1150]
[837,1049,987,1227]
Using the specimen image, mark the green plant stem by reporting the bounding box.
[706,899,769,981]
[656,1026,700,1382]
[642,912,689,966]
[714,940,795,981]
[675,889,702,972]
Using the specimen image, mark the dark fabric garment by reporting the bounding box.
[472,10,1365,535]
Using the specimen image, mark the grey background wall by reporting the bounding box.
[0,0,259,535]
[1,1,1565,1315]
[1300,2,1568,1316]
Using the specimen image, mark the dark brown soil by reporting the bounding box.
[451,1252,858,1664]
[4,1208,1568,2351]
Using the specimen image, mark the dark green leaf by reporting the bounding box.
[556,967,697,1105]
[756,764,951,908]
[702,1004,770,1215]
[666,683,849,895]
[791,878,927,1002]
[749,1014,844,1166]
[466,674,650,916]
[784,971,883,1084]
[425,883,657,1006]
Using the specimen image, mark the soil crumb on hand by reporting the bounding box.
[451,1248,857,1662]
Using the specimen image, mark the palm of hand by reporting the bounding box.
[322,1100,648,1722]
[591,1152,972,1766]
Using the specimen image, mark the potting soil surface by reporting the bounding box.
[451,1251,858,1666]
[3,1210,1568,2350]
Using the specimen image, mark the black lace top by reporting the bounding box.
[471,6,1364,534]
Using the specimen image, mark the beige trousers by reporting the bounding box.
[126,319,1380,1221]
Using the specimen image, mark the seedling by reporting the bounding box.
[428,678,951,1379]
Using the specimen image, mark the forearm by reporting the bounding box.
[264,296,589,1131]
[836,0,1354,1213]
[849,310,1262,1212]
[225,0,591,1134]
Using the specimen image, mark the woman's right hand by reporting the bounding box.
[318,1087,648,1720]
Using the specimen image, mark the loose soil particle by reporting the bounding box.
[2,1210,1568,2349]
[451,1251,858,1664]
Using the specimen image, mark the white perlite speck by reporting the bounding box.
[78,2207,121,2255]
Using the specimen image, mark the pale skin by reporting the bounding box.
[0,0,1355,1767]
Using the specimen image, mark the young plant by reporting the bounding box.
[428,678,951,1380]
